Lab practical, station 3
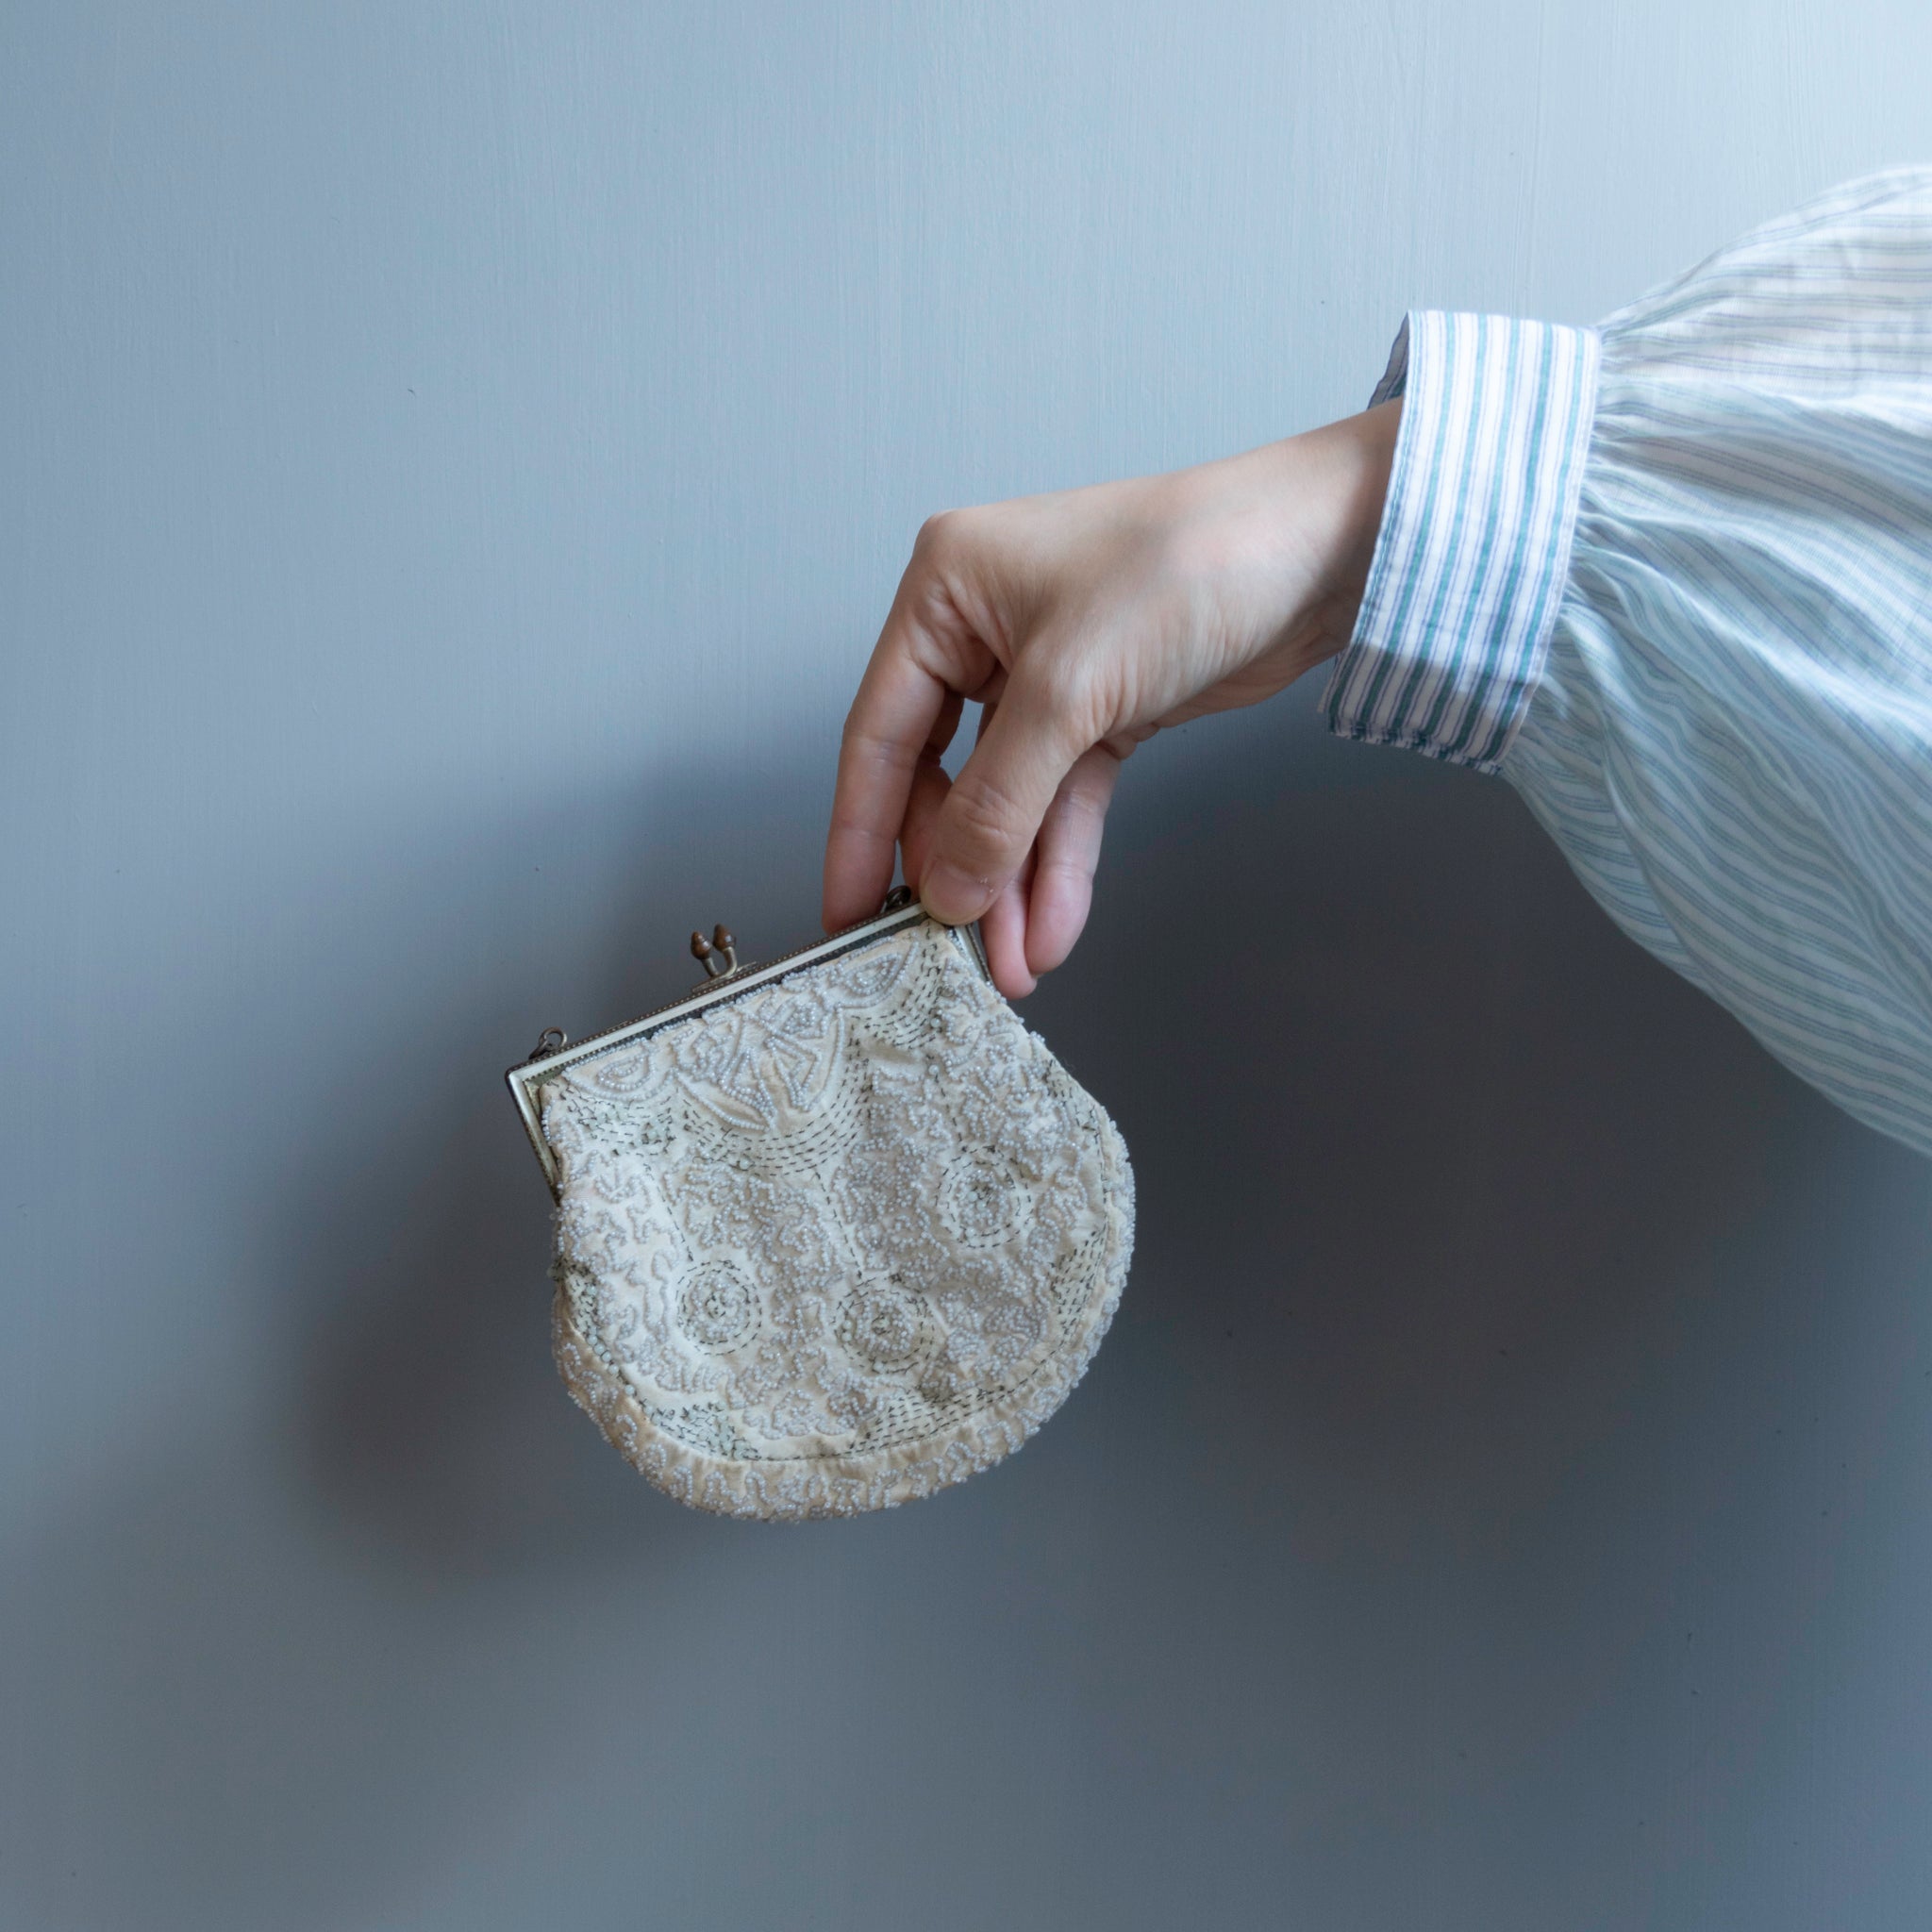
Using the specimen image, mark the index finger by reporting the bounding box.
[823,603,987,931]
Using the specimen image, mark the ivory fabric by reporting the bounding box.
[1326,168,1932,1159]
[536,917,1134,1520]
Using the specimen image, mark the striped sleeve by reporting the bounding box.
[1318,172,1932,1160]
[1503,166,1932,1160]
[1321,310,1602,773]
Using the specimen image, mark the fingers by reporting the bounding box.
[824,638,956,930]
[908,731,1118,995]
[917,655,1094,927]
[1024,743,1121,974]
[977,858,1037,999]
[897,731,956,898]
[975,703,1033,991]
[823,514,1015,933]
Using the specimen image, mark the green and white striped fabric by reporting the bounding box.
[1324,168,1932,1159]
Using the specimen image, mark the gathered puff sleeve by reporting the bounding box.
[1324,168,1932,1158]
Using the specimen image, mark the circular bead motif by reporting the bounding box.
[836,1280,932,1374]
[938,1151,1027,1248]
[675,1260,758,1352]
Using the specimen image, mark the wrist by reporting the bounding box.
[1307,399,1402,595]
[1270,400,1402,672]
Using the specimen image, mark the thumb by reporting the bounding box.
[918,658,1093,925]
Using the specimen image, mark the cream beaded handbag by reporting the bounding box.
[507,891,1135,1521]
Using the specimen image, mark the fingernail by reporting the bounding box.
[919,861,991,925]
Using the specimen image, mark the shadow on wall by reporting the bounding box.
[1025,723,1817,1520]
[0,752,829,1926]
[286,753,843,1580]
[0,719,1824,1930]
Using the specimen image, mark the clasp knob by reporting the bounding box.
[525,1024,568,1064]
[691,924,740,981]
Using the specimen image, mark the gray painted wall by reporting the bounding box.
[6,5,1932,1927]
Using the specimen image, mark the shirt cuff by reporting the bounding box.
[1320,310,1602,774]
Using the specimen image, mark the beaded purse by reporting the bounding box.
[507,891,1135,1521]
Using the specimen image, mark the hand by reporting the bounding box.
[822,401,1401,996]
